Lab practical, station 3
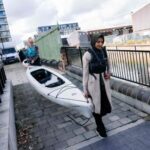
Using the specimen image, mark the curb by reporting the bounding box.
[0,80,17,150]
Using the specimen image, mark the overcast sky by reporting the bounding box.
[3,0,150,49]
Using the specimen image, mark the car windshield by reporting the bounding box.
[2,48,16,55]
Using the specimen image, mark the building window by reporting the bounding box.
[0,11,5,16]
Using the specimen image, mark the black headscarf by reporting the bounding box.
[90,34,105,49]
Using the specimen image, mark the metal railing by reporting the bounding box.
[0,62,6,102]
[108,49,150,86]
[64,47,150,87]
[64,47,86,68]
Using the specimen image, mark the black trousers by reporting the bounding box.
[31,57,41,66]
[93,74,111,129]
[100,74,111,116]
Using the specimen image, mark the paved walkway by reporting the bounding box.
[4,63,149,150]
[80,121,150,150]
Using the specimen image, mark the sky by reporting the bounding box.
[3,0,150,49]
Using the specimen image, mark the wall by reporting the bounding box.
[35,27,62,61]
[132,3,150,32]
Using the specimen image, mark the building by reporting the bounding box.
[87,25,133,37]
[37,22,80,37]
[0,0,11,43]
[132,3,150,32]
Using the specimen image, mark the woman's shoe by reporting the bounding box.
[96,121,107,138]
[93,113,107,137]
[96,129,107,138]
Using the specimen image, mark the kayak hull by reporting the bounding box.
[26,66,93,118]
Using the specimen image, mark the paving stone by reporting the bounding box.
[90,117,95,123]
[129,115,140,121]
[67,135,85,146]
[53,141,68,150]
[32,143,44,150]
[109,115,120,121]
[106,121,122,131]
[44,145,55,150]
[45,127,55,135]
[112,109,124,115]
[119,118,132,124]
[74,117,84,123]
[64,116,71,121]
[103,118,112,125]
[57,131,75,142]
[43,137,58,147]
[121,106,131,111]
[64,123,80,132]
[54,128,66,136]
[74,127,86,135]
[112,104,120,110]
[83,131,97,139]
[86,124,96,130]
[57,122,72,129]
[117,113,130,118]
[42,132,56,141]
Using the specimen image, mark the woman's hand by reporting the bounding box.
[83,91,90,98]
[31,60,34,64]
[104,72,111,80]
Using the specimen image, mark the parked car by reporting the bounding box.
[2,47,19,64]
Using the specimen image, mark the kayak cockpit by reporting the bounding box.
[31,69,65,88]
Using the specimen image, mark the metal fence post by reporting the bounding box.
[65,48,69,65]
[79,47,83,67]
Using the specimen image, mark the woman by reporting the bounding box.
[83,34,112,137]
[26,37,41,66]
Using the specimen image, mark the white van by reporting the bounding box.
[2,47,19,64]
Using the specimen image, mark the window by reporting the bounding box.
[2,48,16,54]
[0,11,5,16]
[0,5,4,9]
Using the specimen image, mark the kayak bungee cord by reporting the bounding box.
[55,86,77,98]
[66,114,91,126]
[49,95,89,103]
[47,84,90,103]
[47,83,73,96]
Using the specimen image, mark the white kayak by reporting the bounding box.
[26,66,94,118]
[22,59,30,67]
